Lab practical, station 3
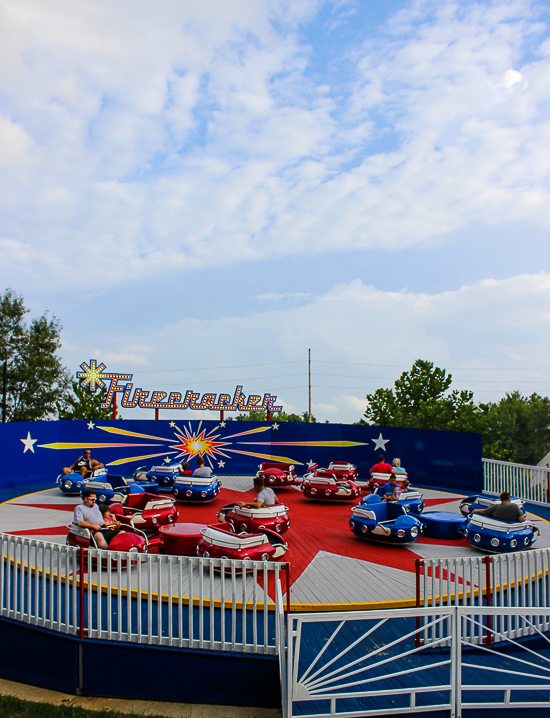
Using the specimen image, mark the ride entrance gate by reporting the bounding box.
[282,604,550,718]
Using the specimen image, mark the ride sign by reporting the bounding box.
[77,360,283,413]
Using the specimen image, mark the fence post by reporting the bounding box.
[483,555,493,646]
[285,563,291,615]
[415,559,423,647]
[78,547,86,640]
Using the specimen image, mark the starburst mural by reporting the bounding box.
[36,420,369,469]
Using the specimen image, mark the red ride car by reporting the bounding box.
[217,503,290,534]
[196,522,289,563]
[256,462,297,487]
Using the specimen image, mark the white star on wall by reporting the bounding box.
[163,456,171,463]
[371,433,390,451]
[272,423,279,430]
[87,421,95,430]
[218,460,225,468]
[20,432,38,453]
[169,421,176,428]
[220,421,226,428]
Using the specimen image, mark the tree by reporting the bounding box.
[364,359,480,432]
[0,289,70,421]
[57,380,117,420]
[230,410,317,422]
[479,392,550,465]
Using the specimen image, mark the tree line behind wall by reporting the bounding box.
[362,359,550,466]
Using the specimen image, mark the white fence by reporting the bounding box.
[415,548,550,645]
[0,532,289,655]
[283,605,550,718]
[483,458,550,504]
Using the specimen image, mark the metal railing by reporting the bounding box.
[483,458,550,504]
[415,548,550,645]
[283,606,550,718]
[0,532,289,655]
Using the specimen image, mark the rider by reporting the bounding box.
[239,477,277,509]
[63,449,104,478]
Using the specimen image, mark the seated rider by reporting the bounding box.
[472,491,526,522]
[397,478,411,495]
[381,475,399,502]
[370,454,393,475]
[239,477,277,509]
[63,449,103,478]
[178,461,192,476]
[193,456,212,477]
[391,458,407,476]
[99,503,122,530]
[73,488,120,549]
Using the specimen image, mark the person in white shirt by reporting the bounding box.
[239,477,277,509]
[193,456,212,477]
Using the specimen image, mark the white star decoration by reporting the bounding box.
[307,459,317,469]
[20,432,37,453]
[163,456,171,463]
[220,421,226,428]
[218,460,225,468]
[169,421,176,428]
[371,433,390,451]
[272,423,279,430]
[87,420,95,430]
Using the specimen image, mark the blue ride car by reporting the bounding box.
[57,467,107,495]
[460,494,525,517]
[143,463,183,491]
[463,513,540,553]
[171,475,222,502]
[82,475,147,504]
[361,489,424,515]
[350,494,423,545]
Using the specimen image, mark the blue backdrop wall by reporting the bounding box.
[0,418,483,494]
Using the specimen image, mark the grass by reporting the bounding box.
[0,695,167,718]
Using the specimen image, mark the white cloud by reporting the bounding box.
[62,272,550,423]
[2,0,550,291]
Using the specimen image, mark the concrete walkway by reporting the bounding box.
[0,677,282,718]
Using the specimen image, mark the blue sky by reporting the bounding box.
[1,0,550,423]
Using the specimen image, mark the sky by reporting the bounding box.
[1,0,550,423]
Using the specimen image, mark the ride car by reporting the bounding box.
[459,494,525,516]
[196,522,289,563]
[171,475,221,502]
[110,493,178,531]
[143,462,184,491]
[66,522,148,563]
[57,467,107,495]
[82,475,146,504]
[256,462,297,487]
[349,494,423,545]
[301,472,362,501]
[216,503,290,534]
[463,513,540,553]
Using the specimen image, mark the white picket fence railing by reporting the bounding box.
[415,547,550,645]
[483,458,550,504]
[282,605,550,718]
[0,532,289,655]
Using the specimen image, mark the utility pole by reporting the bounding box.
[308,348,312,423]
[2,361,7,423]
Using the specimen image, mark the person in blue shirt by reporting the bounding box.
[381,475,399,502]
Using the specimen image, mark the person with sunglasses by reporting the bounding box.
[73,488,110,549]
[62,449,104,478]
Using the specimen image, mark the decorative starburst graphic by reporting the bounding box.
[171,423,231,463]
[76,360,107,391]
[35,420,369,469]
[76,359,132,393]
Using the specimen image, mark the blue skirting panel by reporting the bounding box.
[0,617,280,708]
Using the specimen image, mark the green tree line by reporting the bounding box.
[363,359,550,466]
